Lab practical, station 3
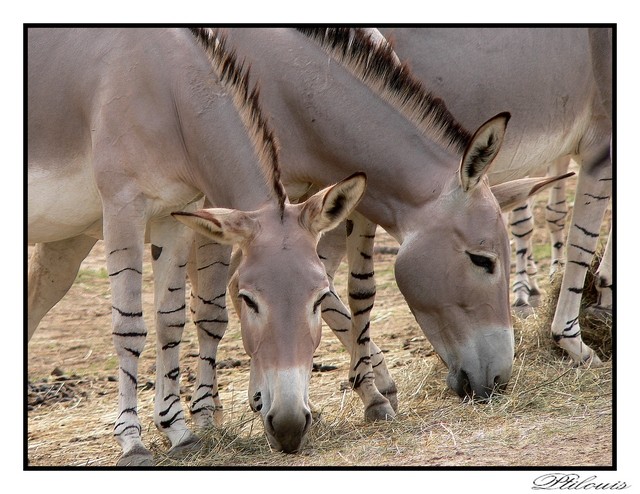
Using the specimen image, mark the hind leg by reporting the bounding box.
[28,235,98,341]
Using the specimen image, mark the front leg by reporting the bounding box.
[103,201,153,467]
[150,215,200,455]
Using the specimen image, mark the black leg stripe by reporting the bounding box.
[351,271,375,280]
[357,322,371,345]
[159,397,181,416]
[200,355,217,368]
[569,243,596,255]
[112,306,143,318]
[574,224,599,238]
[569,260,590,268]
[192,393,213,407]
[160,411,184,429]
[198,261,230,271]
[321,307,352,320]
[353,304,374,316]
[162,341,181,350]
[158,304,186,315]
[167,323,186,329]
[113,331,147,337]
[117,407,137,419]
[349,290,376,300]
[109,267,142,277]
[353,356,371,371]
[123,346,141,358]
[511,229,534,238]
[196,326,224,340]
[113,424,142,437]
[121,368,137,385]
[510,216,532,227]
[165,368,180,380]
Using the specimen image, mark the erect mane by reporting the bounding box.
[190,28,287,214]
[296,27,472,154]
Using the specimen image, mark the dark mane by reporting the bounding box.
[296,27,472,154]
[190,28,287,214]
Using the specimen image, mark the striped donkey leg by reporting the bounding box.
[27,235,97,341]
[546,157,571,279]
[317,224,398,412]
[344,213,395,421]
[509,200,537,311]
[102,202,153,466]
[188,233,232,428]
[551,151,612,365]
[150,215,200,455]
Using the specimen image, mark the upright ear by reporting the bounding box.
[171,208,258,245]
[460,112,510,192]
[491,172,575,212]
[299,172,367,237]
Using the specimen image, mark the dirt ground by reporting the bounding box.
[26,177,620,476]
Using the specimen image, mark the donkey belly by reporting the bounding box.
[28,158,103,243]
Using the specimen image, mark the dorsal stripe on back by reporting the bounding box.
[190,28,288,215]
[296,27,472,154]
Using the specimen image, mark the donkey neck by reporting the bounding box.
[172,29,279,212]
[223,28,462,240]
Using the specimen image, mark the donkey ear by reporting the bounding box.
[172,208,258,245]
[460,112,510,192]
[299,172,367,237]
[491,172,575,212]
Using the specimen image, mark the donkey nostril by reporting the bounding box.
[303,410,312,433]
[460,369,472,398]
[266,413,275,433]
[494,375,507,393]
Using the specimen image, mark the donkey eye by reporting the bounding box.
[313,291,331,314]
[466,251,495,274]
[239,293,259,314]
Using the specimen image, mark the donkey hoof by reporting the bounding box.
[117,445,154,467]
[364,400,396,422]
[579,352,603,369]
[168,432,202,458]
[511,303,534,318]
[380,385,399,412]
[584,305,613,319]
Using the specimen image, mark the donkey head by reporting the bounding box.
[173,172,366,452]
[395,113,568,400]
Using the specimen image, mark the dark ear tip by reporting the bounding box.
[497,111,511,124]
